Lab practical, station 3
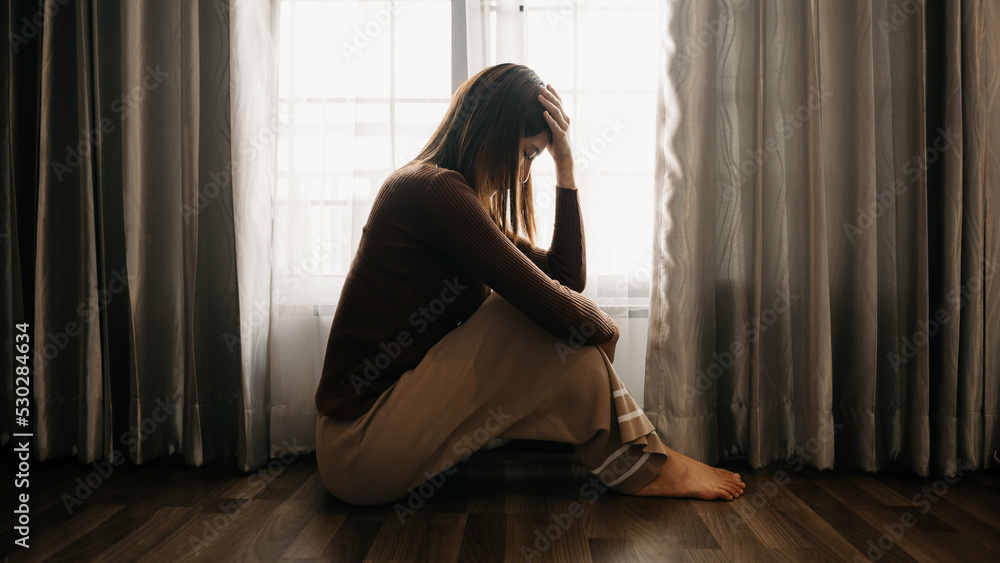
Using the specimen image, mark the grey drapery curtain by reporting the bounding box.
[1,0,278,470]
[646,0,999,476]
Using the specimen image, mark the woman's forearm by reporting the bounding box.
[545,185,587,291]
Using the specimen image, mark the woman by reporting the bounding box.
[314,63,745,505]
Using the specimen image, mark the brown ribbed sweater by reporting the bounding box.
[315,162,617,420]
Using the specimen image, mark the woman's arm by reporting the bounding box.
[598,322,620,363]
[515,187,587,292]
[421,169,615,345]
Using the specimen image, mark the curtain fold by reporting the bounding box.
[0,0,278,470]
[508,1,662,399]
[32,0,103,461]
[2,0,42,451]
[647,0,999,475]
[466,0,526,70]
[229,0,280,468]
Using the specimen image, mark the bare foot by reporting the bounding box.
[633,447,746,500]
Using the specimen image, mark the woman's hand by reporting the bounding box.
[538,84,575,188]
[598,322,620,364]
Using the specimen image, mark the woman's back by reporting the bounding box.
[315,162,491,419]
[315,161,615,420]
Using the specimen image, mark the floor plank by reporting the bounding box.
[2,445,999,562]
[457,513,506,562]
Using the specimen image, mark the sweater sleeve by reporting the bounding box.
[514,187,587,292]
[420,169,615,344]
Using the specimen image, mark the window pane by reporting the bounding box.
[394,2,452,99]
[577,8,659,92]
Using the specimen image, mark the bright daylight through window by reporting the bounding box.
[276,0,660,397]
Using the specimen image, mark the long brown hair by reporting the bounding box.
[412,64,548,244]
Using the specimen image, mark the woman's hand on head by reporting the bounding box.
[539,84,575,188]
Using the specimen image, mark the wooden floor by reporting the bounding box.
[2,442,999,563]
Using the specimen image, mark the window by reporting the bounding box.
[275,0,661,400]
[276,0,457,312]
[517,0,660,395]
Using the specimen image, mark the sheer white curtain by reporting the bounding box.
[230,0,282,467]
[467,0,661,398]
[270,1,661,454]
[273,0,455,451]
[466,0,526,67]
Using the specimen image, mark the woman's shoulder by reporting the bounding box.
[388,161,468,190]
[382,162,476,209]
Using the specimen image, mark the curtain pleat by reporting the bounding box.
[91,0,132,464]
[973,0,1000,473]
[952,0,999,473]
[0,0,39,450]
[117,0,242,466]
[228,0,279,469]
[35,0,104,461]
[0,0,268,469]
[647,0,999,475]
[190,0,243,467]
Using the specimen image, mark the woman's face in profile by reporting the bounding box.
[518,130,551,184]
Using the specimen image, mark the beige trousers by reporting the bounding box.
[316,292,668,505]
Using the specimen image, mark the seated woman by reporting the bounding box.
[314,63,745,505]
